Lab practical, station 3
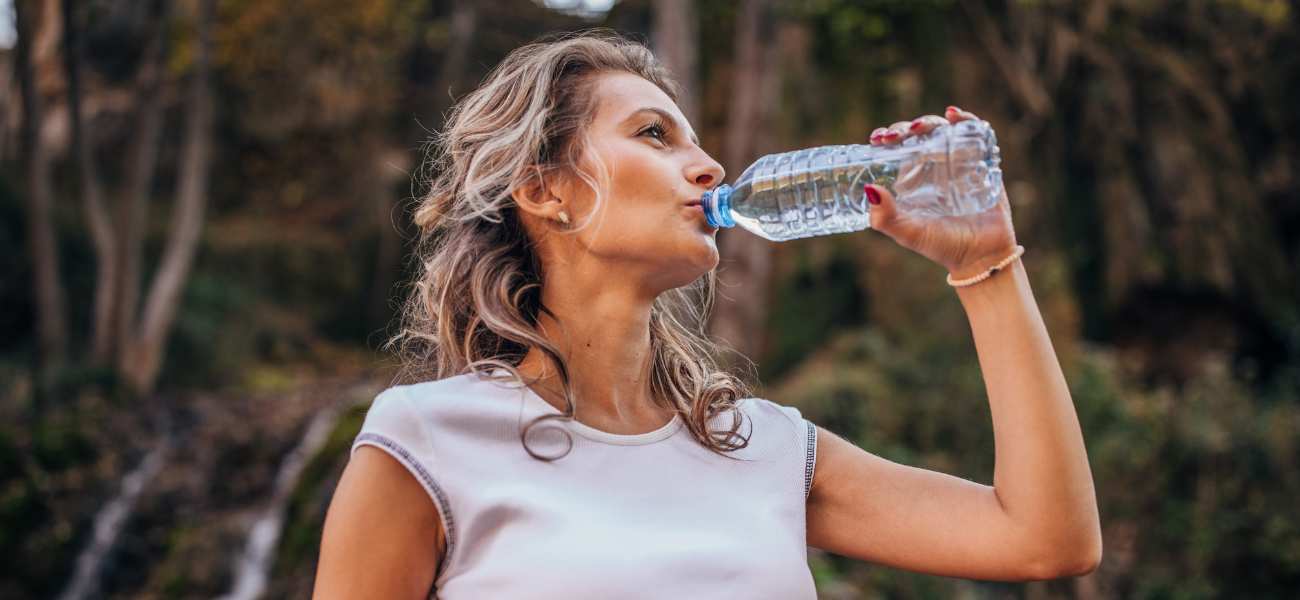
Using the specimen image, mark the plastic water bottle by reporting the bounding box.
[700,119,1003,241]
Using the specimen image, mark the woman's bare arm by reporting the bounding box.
[313,446,445,599]
[806,258,1102,581]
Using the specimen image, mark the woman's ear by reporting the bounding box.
[512,165,567,221]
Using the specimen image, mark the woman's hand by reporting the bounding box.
[866,106,1018,280]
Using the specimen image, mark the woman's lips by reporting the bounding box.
[682,202,716,230]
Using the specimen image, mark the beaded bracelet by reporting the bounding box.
[946,245,1025,287]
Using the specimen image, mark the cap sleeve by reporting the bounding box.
[778,404,818,501]
[749,399,819,501]
[351,386,431,464]
[349,386,456,555]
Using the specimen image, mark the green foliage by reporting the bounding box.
[778,325,1300,595]
[160,268,268,390]
[763,238,869,380]
[0,384,155,598]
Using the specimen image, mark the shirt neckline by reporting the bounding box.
[485,368,685,446]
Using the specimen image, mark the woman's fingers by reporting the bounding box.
[866,182,925,245]
[886,120,911,142]
[865,183,898,232]
[945,105,979,123]
[908,114,948,136]
[870,106,981,146]
[869,127,890,145]
[869,123,907,145]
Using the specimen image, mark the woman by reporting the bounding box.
[313,30,1101,599]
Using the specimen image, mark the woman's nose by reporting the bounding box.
[688,156,725,188]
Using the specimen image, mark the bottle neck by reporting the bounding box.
[702,185,735,228]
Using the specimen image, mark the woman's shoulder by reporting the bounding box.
[737,397,818,499]
[378,369,521,412]
[353,370,521,451]
[738,396,810,428]
[390,368,500,399]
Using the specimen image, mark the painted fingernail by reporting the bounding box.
[946,105,960,114]
[909,120,926,132]
[865,185,882,205]
[881,131,901,142]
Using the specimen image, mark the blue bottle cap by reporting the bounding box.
[701,185,735,228]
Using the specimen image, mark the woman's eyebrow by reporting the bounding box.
[623,107,700,146]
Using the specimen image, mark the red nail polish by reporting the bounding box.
[865,185,882,205]
[881,131,901,142]
[909,120,925,132]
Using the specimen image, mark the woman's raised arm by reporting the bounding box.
[804,106,1101,581]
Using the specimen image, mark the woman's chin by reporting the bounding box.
[656,240,718,288]
[689,233,720,265]
[687,243,721,278]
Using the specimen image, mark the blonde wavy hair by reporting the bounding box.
[386,29,754,461]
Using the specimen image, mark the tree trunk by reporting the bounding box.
[652,0,699,124]
[14,0,68,377]
[62,0,119,366]
[114,0,171,365]
[121,0,216,394]
[708,0,780,362]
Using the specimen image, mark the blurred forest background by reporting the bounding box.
[1,0,1297,598]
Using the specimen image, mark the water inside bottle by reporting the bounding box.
[723,120,1000,242]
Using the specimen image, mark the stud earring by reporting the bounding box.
[556,210,570,225]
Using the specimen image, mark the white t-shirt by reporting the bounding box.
[350,368,819,599]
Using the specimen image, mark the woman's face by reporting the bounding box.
[525,72,726,294]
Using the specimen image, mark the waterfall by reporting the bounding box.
[57,435,173,600]
[218,384,373,600]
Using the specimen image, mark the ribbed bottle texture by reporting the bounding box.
[702,119,1003,241]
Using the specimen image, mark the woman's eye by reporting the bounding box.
[641,124,667,143]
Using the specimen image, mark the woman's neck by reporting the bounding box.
[514,282,674,433]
